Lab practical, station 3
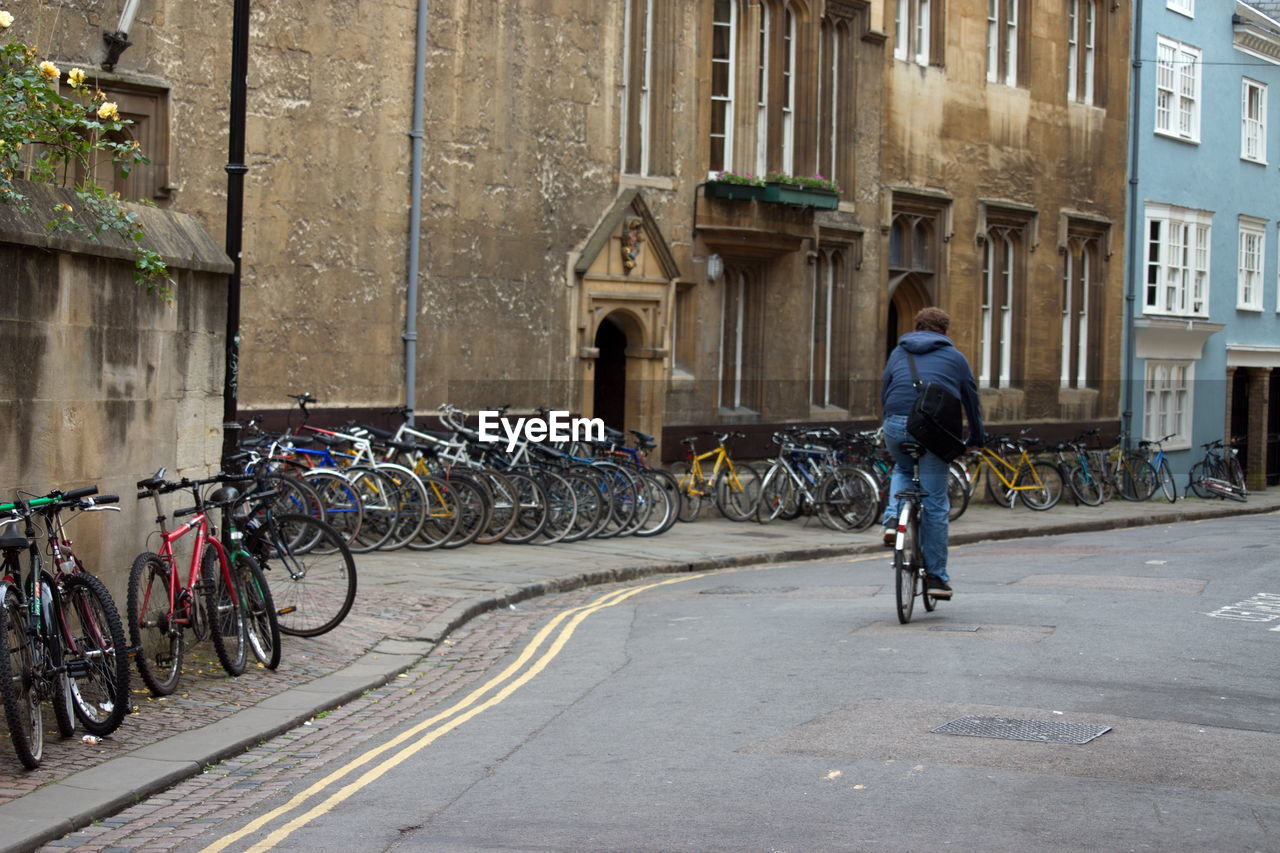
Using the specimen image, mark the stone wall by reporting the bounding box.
[0,181,232,602]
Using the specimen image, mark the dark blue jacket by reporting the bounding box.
[881,331,986,447]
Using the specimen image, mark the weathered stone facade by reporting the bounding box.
[880,0,1131,429]
[0,181,232,598]
[12,0,1125,463]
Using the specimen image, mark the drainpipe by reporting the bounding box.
[1121,0,1145,449]
[221,0,250,467]
[403,0,429,427]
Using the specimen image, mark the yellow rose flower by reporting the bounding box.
[0,11,14,29]
[97,101,119,121]
[68,68,85,88]
[38,60,59,80]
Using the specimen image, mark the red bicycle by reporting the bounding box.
[129,469,249,696]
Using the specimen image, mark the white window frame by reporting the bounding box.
[980,229,1016,388]
[1238,216,1266,311]
[1143,360,1193,450]
[1166,0,1194,18]
[1144,203,1211,319]
[621,0,654,176]
[710,0,738,175]
[1067,0,1096,105]
[1061,240,1095,388]
[755,3,770,177]
[1155,36,1201,143]
[895,0,930,66]
[986,0,1017,86]
[1242,78,1267,164]
[781,6,796,174]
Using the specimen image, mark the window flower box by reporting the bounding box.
[765,182,840,210]
[704,180,770,202]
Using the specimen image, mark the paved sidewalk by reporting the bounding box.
[3,490,1279,852]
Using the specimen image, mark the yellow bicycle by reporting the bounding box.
[963,433,1063,510]
[666,432,761,522]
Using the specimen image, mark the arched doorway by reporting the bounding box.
[593,316,627,429]
[886,274,931,362]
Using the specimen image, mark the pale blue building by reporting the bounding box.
[1125,0,1280,489]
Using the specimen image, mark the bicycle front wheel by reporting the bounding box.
[127,552,184,697]
[0,586,42,768]
[816,467,878,532]
[894,508,918,625]
[250,514,357,638]
[1156,459,1178,503]
[204,546,248,678]
[947,465,971,521]
[235,553,281,670]
[60,572,129,737]
[1067,463,1105,507]
[715,464,762,522]
[1120,457,1158,501]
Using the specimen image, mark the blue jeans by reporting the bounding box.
[880,414,951,582]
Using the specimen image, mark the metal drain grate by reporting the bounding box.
[932,716,1111,744]
[698,585,799,596]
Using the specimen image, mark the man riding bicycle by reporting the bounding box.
[880,307,985,599]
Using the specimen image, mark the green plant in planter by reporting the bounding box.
[764,171,841,194]
[713,170,766,187]
[0,12,172,298]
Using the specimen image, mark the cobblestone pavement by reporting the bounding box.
[0,586,459,808]
[37,582,615,853]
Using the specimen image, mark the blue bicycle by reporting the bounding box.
[1137,433,1178,503]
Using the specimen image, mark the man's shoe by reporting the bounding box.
[882,521,896,548]
[926,576,952,599]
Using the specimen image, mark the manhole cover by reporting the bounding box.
[699,585,799,596]
[932,716,1111,744]
[928,625,980,632]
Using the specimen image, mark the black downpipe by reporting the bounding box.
[1121,0,1144,449]
[221,0,251,467]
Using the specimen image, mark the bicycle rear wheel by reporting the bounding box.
[1067,463,1105,506]
[1017,462,1064,511]
[127,552,184,697]
[250,514,357,638]
[716,464,762,522]
[0,586,42,768]
[60,572,129,737]
[1120,458,1158,501]
[816,467,878,532]
[947,465,970,521]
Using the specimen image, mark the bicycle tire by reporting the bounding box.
[715,463,762,522]
[559,471,605,543]
[260,472,325,520]
[947,465,970,521]
[0,586,42,768]
[1120,457,1158,502]
[529,469,577,545]
[634,471,678,537]
[894,507,917,625]
[1187,461,1214,499]
[302,469,364,546]
[816,467,878,532]
[405,476,463,551]
[345,467,399,553]
[475,470,522,545]
[59,572,129,737]
[128,552,184,697]
[593,463,640,538]
[755,464,794,524]
[501,471,550,544]
[1067,463,1104,506]
[373,463,429,550]
[204,545,247,678]
[649,467,683,525]
[1156,459,1177,503]
[249,514,357,638]
[40,573,76,740]
[667,461,704,522]
[1018,461,1064,511]
[235,553,280,670]
[439,473,492,549]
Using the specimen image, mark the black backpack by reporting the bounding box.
[904,351,966,462]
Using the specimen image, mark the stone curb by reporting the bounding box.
[0,498,1274,852]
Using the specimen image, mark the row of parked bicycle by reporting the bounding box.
[0,465,356,770]
[663,426,1251,532]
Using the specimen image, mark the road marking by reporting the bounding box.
[1204,592,1280,631]
[200,573,706,853]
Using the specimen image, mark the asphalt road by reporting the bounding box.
[48,514,1280,852]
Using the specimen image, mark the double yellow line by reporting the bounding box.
[201,573,706,853]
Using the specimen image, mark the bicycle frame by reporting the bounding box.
[144,496,240,631]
